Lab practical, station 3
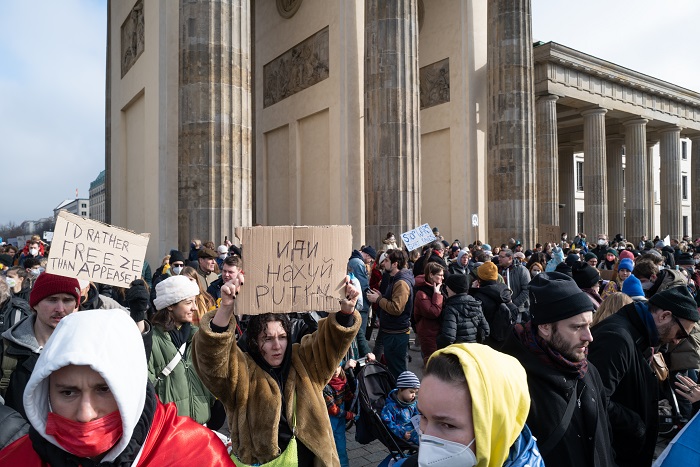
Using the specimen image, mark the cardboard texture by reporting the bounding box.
[47,211,150,288]
[599,269,615,281]
[401,223,436,252]
[538,224,561,244]
[234,225,352,315]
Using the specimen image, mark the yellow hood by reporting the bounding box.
[432,343,530,467]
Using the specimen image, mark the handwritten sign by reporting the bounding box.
[400,224,436,252]
[538,224,561,244]
[47,211,150,288]
[234,225,352,314]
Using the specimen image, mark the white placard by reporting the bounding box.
[400,223,437,252]
[471,213,479,227]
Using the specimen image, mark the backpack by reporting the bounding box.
[485,301,517,343]
[0,297,31,334]
[0,339,18,399]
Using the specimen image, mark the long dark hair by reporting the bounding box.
[245,313,293,361]
[425,352,468,390]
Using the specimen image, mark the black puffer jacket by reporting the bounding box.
[436,294,488,349]
[588,302,658,467]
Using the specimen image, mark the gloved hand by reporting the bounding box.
[126,279,150,322]
[345,411,355,421]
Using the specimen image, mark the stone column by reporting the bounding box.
[365,0,420,248]
[581,108,608,237]
[692,136,700,237]
[536,94,559,228]
[659,126,683,239]
[178,0,252,249]
[646,137,658,238]
[623,118,648,241]
[487,0,537,247]
[558,144,576,237]
[605,136,624,239]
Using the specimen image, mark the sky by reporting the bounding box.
[1,0,699,226]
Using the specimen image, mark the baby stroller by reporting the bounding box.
[354,361,418,463]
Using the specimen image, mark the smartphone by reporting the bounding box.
[364,287,372,295]
[225,235,228,242]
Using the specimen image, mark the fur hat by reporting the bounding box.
[29,273,81,308]
[445,273,469,294]
[477,262,499,282]
[572,262,600,288]
[154,275,200,311]
[529,272,594,325]
[396,371,420,389]
[649,286,700,322]
[618,258,634,272]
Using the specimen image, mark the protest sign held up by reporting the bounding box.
[47,211,150,288]
[234,225,352,315]
[401,223,436,252]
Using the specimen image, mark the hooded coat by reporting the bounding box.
[0,309,232,466]
[413,274,444,362]
[192,310,361,466]
[0,314,43,419]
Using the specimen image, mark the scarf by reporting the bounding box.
[329,373,347,392]
[634,301,660,347]
[515,322,588,379]
[168,322,192,351]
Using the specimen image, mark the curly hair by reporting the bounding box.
[246,313,293,361]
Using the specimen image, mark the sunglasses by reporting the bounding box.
[673,315,690,340]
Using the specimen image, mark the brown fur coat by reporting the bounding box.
[192,310,360,466]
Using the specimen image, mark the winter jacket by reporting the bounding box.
[192,309,361,466]
[501,329,616,467]
[0,315,43,419]
[0,310,232,466]
[448,261,467,276]
[0,296,30,334]
[348,250,370,312]
[470,281,517,347]
[588,302,659,467]
[0,401,28,450]
[436,293,489,349]
[545,246,565,272]
[413,275,444,362]
[148,326,213,424]
[661,246,676,269]
[412,251,449,278]
[381,389,420,445]
[500,263,530,313]
[10,280,31,303]
[79,283,128,311]
[323,371,355,419]
[378,269,415,333]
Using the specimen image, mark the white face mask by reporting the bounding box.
[29,248,39,256]
[219,254,227,260]
[418,434,476,467]
[597,239,607,246]
[30,268,42,277]
[5,277,16,288]
[172,266,183,275]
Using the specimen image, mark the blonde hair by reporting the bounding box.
[592,292,633,326]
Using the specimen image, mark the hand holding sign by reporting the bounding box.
[339,276,360,314]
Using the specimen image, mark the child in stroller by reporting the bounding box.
[381,371,421,444]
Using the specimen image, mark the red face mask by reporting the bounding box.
[45,410,123,458]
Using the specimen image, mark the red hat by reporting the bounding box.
[619,250,634,261]
[29,273,81,308]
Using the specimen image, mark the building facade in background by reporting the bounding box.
[89,170,106,223]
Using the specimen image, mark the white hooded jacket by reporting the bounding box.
[22,309,148,463]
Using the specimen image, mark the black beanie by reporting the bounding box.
[555,262,573,278]
[445,273,469,295]
[677,253,695,266]
[572,262,601,289]
[649,286,700,322]
[529,272,595,325]
[169,250,186,265]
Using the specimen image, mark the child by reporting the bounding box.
[323,360,357,467]
[381,371,421,445]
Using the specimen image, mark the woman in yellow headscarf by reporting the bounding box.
[395,343,544,467]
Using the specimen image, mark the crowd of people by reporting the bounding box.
[0,228,699,466]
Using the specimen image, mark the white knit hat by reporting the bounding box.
[154,275,200,311]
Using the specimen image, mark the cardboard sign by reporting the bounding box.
[599,269,615,281]
[47,211,150,288]
[539,224,561,244]
[400,224,436,252]
[234,225,352,314]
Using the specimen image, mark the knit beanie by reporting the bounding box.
[677,253,695,266]
[606,248,618,258]
[477,262,499,282]
[619,250,635,261]
[618,258,634,272]
[29,273,81,308]
[649,286,700,322]
[529,272,595,325]
[564,253,580,267]
[445,273,469,294]
[584,252,598,263]
[169,250,186,265]
[361,245,377,260]
[396,371,420,389]
[572,262,600,288]
[153,275,201,311]
[555,262,573,277]
[621,274,645,300]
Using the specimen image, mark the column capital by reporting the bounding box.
[537,94,559,103]
[622,117,648,127]
[581,107,608,117]
[659,125,682,135]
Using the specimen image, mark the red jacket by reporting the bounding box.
[0,401,235,466]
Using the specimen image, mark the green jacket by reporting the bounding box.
[148,325,213,424]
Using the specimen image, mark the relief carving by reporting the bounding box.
[121,0,145,78]
[263,26,330,108]
[276,0,303,19]
[420,58,450,109]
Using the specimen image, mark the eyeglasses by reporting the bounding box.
[673,315,690,340]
